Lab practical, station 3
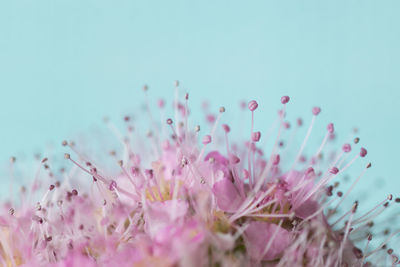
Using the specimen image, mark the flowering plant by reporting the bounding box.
[1,84,399,266]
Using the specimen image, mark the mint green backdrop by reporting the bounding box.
[0,1,399,206]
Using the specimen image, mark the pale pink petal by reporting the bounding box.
[244,221,290,261]
[212,178,243,212]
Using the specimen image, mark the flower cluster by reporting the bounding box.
[1,85,399,266]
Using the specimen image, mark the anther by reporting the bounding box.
[222,124,230,133]
[145,169,153,179]
[109,180,117,191]
[352,202,358,213]
[327,123,334,133]
[326,186,333,196]
[312,107,321,116]
[342,144,351,153]
[242,169,249,179]
[384,229,390,235]
[166,118,173,125]
[219,106,225,113]
[297,118,303,127]
[272,154,280,165]
[158,99,165,108]
[248,100,258,111]
[305,167,315,176]
[62,140,68,146]
[229,154,240,164]
[353,247,363,259]
[251,131,261,142]
[360,147,367,157]
[181,157,189,166]
[32,215,43,224]
[202,135,212,145]
[64,153,70,160]
[330,167,339,174]
[281,96,290,104]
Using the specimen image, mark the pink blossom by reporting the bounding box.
[0,89,398,267]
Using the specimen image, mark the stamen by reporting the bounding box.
[332,164,370,213]
[292,107,320,171]
[352,194,393,226]
[366,230,400,258]
[360,234,372,265]
[338,202,357,266]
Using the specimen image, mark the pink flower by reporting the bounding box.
[1,89,397,267]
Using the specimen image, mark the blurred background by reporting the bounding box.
[0,0,399,206]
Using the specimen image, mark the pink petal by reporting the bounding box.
[244,221,290,261]
[212,178,243,212]
[294,199,319,219]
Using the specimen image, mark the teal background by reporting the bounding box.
[0,0,399,206]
